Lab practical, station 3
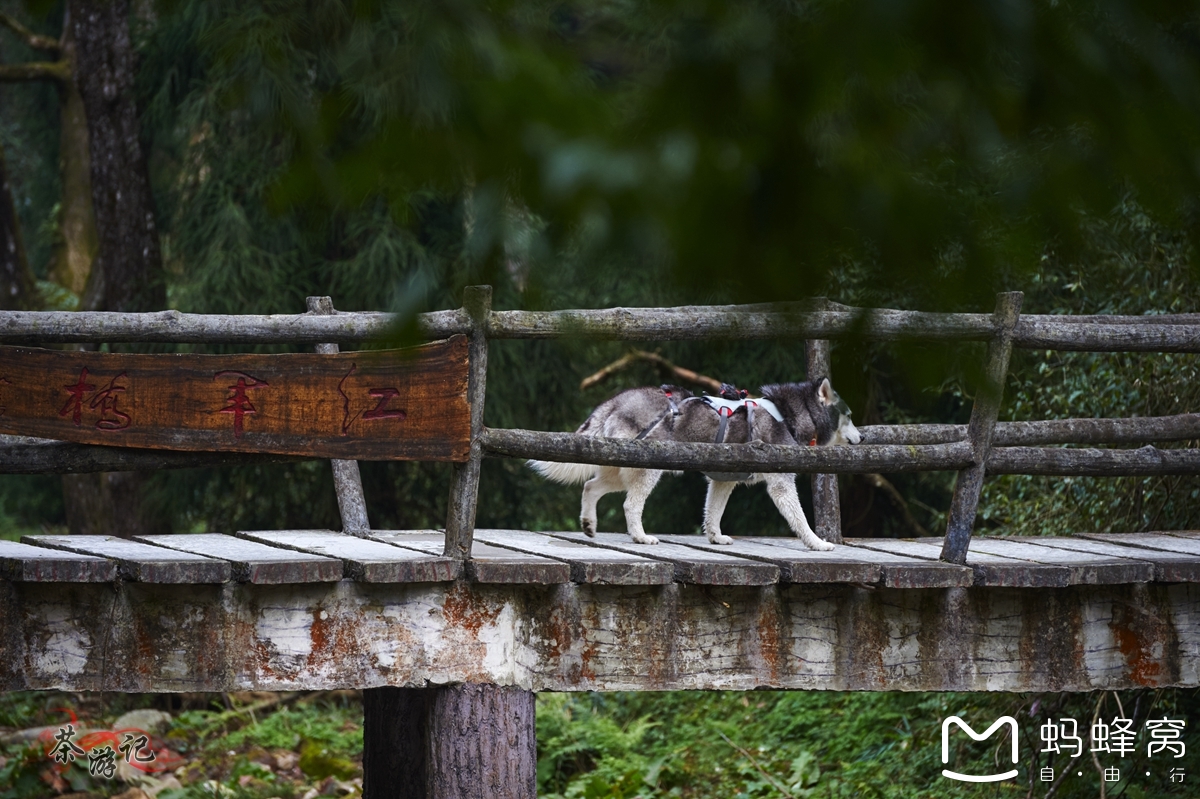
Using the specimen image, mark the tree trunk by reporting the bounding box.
[363,684,536,799]
[65,0,166,536]
[49,16,98,300]
[60,471,169,537]
[60,474,116,536]
[69,0,164,313]
[363,688,431,799]
[0,141,39,311]
[0,9,97,303]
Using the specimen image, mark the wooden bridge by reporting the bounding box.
[1,287,1198,796]
[3,528,1200,694]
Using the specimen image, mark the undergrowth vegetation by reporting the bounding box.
[1,688,1197,798]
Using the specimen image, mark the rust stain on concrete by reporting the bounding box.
[749,589,780,685]
[442,582,502,635]
[1112,620,1162,686]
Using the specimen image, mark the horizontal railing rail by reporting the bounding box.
[480,429,1200,477]
[0,308,470,343]
[859,413,1200,446]
[481,430,975,473]
[0,435,301,473]
[2,303,1199,351]
[6,419,1198,476]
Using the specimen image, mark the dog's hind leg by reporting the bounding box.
[703,480,737,544]
[580,466,626,537]
[765,474,835,551]
[622,468,664,545]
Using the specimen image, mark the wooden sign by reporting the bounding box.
[0,336,470,461]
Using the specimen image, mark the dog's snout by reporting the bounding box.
[839,420,862,445]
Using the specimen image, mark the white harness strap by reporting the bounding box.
[701,396,784,422]
[694,395,788,483]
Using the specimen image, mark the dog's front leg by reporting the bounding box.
[703,479,737,544]
[765,474,835,551]
[622,468,664,544]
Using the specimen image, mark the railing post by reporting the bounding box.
[941,291,1023,564]
[444,285,492,559]
[307,296,371,535]
[805,337,842,544]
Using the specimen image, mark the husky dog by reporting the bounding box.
[529,379,860,548]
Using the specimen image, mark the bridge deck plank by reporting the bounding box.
[5,530,1199,588]
[371,531,570,584]
[964,537,1155,584]
[833,539,974,587]
[847,538,1071,587]
[656,535,881,584]
[552,532,780,585]
[474,530,673,585]
[0,539,116,582]
[1021,537,1197,582]
[23,535,230,584]
[653,535,963,586]
[1080,532,1200,556]
[135,534,342,584]
[237,530,460,583]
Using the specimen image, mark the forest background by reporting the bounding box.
[1,1,1200,797]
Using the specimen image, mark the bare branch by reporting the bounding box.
[0,12,60,53]
[0,60,69,83]
[579,349,723,392]
[863,472,931,536]
[579,351,639,391]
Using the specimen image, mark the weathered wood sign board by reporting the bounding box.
[0,336,469,461]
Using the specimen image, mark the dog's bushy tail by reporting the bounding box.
[527,459,597,485]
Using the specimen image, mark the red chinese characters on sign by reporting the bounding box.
[363,388,407,421]
[59,368,95,426]
[57,368,131,431]
[337,364,407,434]
[91,374,132,430]
[214,370,268,439]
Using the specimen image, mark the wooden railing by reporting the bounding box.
[1,287,1197,565]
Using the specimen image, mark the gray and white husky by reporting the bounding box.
[529,379,861,548]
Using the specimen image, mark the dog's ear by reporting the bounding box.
[817,378,835,406]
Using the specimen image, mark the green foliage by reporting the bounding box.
[537,689,1200,798]
[0,475,64,540]
[982,197,1200,537]
[204,0,1200,309]
[0,1,62,280]
[169,701,361,758]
